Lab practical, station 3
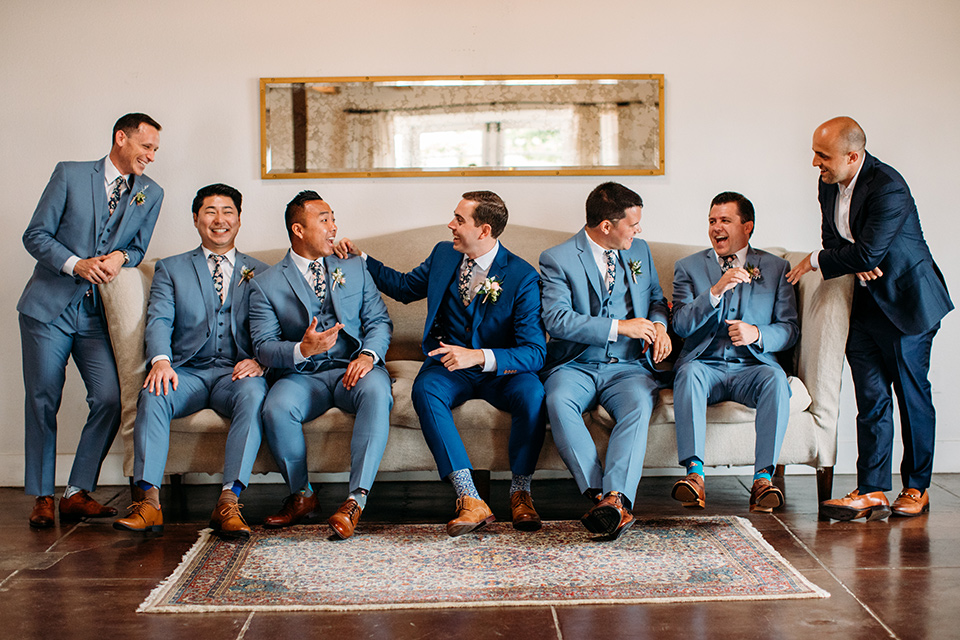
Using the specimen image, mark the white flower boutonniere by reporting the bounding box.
[745,262,763,283]
[476,276,504,303]
[238,267,255,286]
[130,185,149,206]
[331,267,346,290]
[628,260,643,283]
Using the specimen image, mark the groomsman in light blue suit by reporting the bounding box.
[249,191,393,540]
[540,182,672,541]
[671,192,799,514]
[114,184,269,538]
[18,113,163,528]
[337,191,547,537]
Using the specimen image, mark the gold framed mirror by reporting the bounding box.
[260,74,664,179]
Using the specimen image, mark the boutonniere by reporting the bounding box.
[476,276,504,303]
[628,260,643,283]
[238,267,255,286]
[130,184,149,206]
[331,267,346,290]
[745,262,763,282]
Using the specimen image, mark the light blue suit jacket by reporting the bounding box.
[18,159,163,323]
[539,228,668,375]
[248,251,392,372]
[365,241,546,376]
[145,248,269,367]
[672,246,799,367]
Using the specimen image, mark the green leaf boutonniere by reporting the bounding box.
[238,267,255,286]
[331,267,346,290]
[476,276,504,303]
[745,263,763,283]
[628,260,643,283]
[130,185,149,206]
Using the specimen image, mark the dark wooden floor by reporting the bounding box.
[2,473,959,640]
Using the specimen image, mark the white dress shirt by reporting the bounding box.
[811,158,864,271]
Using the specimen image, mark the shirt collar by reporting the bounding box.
[104,155,130,189]
[290,249,322,276]
[584,229,613,263]
[838,158,865,198]
[464,241,499,271]
[202,246,237,267]
[713,245,749,266]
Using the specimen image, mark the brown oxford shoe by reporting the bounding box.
[749,478,784,513]
[672,473,706,509]
[510,490,542,532]
[114,501,164,532]
[891,488,930,517]
[59,490,118,521]
[210,501,252,539]
[446,496,495,537]
[819,489,891,521]
[264,493,320,528]
[29,496,55,529]
[581,491,635,540]
[328,498,363,539]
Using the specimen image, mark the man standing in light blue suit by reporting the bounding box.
[671,192,799,514]
[114,184,268,538]
[19,113,163,528]
[249,191,393,540]
[540,182,671,541]
[337,191,547,537]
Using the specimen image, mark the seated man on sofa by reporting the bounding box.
[539,182,671,541]
[336,191,547,537]
[115,183,269,537]
[670,192,798,513]
[249,190,393,540]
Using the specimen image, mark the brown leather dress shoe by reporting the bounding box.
[510,490,542,532]
[328,499,362,539]
[446,496,495,537]
[891,488,930,517]
[114,501,164,532]
[581,491,635,540]
[819,489,891,521]
[263,493,320,528]
[210,502,252,539]
[29,496,55,529]
[672,473,706,509]
[59,490,118,521]
[749,478,784,513]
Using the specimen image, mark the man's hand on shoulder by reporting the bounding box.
[144,360,178,396]
[232,359,264,380]
[334,238,362,259]
[711,267,751,297]
[428,342,484,371]
[785,253,814,285]
[300,318,343,358]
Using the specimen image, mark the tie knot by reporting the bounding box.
[465,258,476,270]
[211,254,225,265]
[720,255,736,272]
[310,260,323,274]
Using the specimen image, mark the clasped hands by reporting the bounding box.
[618,318,672,363]
[785,252,883,285]
[74,251,126,284]
[299,318,373,390]
[143,358,264,396]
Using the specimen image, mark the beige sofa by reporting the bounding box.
[101,225,852,502]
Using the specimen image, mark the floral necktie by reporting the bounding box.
[458,258,476,305]
[604,250,616,294]
[108,176,125,216]
[310,260,326,304]
[211,255,226,305]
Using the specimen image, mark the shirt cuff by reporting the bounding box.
[63,255,80,276]
[710,292,721,307]
[481,348,497,372]
[360,348,380,364]
[810,251,821,270]
[293,342,307,365]
[607,319,619,343]
[150,355,171,366]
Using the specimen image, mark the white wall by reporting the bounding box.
[2,0,958,487]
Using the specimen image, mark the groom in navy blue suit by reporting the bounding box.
[788,117,953,520]
[114,184,268,538]
[19,113,163,528]
[337,191,547,537]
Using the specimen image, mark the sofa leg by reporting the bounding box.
[473,469,491,503]
[816,467,834,504]
[773,464,786,497]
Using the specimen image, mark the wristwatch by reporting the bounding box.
[120,250,130,265]
[360,349,377,362]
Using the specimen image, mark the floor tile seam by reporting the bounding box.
[550,605,564,640]
[931,480,960,499]
[44,521,81,552]
[772,514,900,639]
[235,612,255,640]
[0,568,20,590]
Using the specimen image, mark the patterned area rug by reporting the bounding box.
[140,517,828,612]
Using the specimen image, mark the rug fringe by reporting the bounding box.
[137,528,216,613]
[730,516,831,599]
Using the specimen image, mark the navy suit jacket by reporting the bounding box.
[539,229,668,376]
[365,241,546,376]
[818,152,952,335]
[18,158,163,323]
[248,250,392,372]
[145,248,269,367]
[672,247,799,368]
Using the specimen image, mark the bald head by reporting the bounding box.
[812,116,866,186]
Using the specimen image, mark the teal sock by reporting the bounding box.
[510,474,532,495]
[348,489,368,509]
[299,483,314,497]
[448,469,480,500]
[683,457,704,477]
[754,467,773,482]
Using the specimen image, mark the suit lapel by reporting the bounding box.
[739,247,757,311]
[471,246,509,335]
[426,247,461,337]
[575,230,604,302]
[848,153,874,234]
[326,255,344,322]
[91,160,107,236]
[281,251,315,314]
[190,249,217,335]
[229,253,248,344]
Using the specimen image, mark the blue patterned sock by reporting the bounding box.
[683,457,704,477]
[510,474,532,495]
[230,481,244,497]
[349,489,368,509]
[299,483,314,498]
[754,467,773,482]
[448,469,481,500]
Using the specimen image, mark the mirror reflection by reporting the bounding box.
[261,75,664,178]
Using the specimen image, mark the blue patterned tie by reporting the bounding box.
[604,250,616,294]
[210,255,226,305]
[310,260,326,304]
[720,255,736,273]
[107,176,124,216]
[458,258,476,305]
